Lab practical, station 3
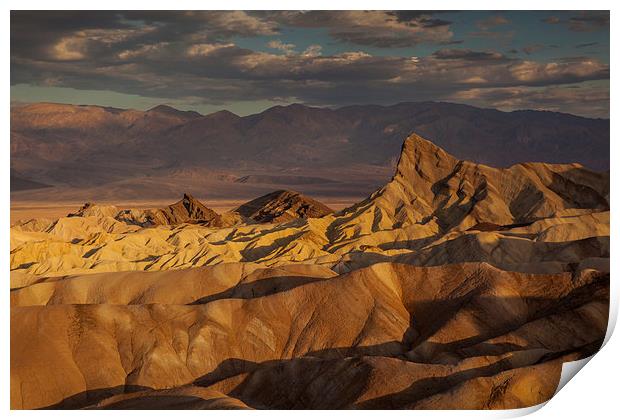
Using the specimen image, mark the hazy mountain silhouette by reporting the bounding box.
[10,101,609,199]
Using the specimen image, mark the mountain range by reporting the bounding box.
[11,101,609,201]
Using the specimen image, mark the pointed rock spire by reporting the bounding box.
[393,133,458,183]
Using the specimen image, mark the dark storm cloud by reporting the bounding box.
[568,12,610,32]
[11,11,129,61]
[541,11,609,32]
[11,11,279,63]
[11,10,126,31]
[387,11,448,21]
[10,11,610,117]
[442,40,465,45]
[386,11,453,28]
[11,11,456,61]
[265,11,455,47]
[432,49,509,62]
[418,18,453,28]
[12,37,608,105]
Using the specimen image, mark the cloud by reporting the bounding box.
[11,11,277,64]
[268,11,454,47]
[541,12,609,32]
[508,59,608,85]
[476,15,509,31]
[47,27,157,61]
[302,45,322,57]
[469,30,515,40]
[521,44,545,55]
[9,11,610,118]
[451,83,609,117]
[432,48,508,62]
[387,11,453,28]
[12,10,457,66]
[200,11,278,37]
[542,16,561,24]
[186,43,236,57]
[468,15,513,40]
[118,42,170,60]
[226,49,407,82]
[13,40,606,106]
[267,40,296,55]
[568,12,610,32]
[127,10,278,39]
[576,42,600,48]
[51,37,88,61]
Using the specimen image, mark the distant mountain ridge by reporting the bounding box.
[10,101,609,199]
[10,171,51,191]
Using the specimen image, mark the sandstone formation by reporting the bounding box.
[10,132,610,409]
[116,193,221,226]
[10,134,609,282]
[64,193,249,230]
[235,190,334,223]
[10,263,608,409]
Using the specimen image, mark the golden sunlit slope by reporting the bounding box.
[331,133,608,237]
[10,133,609,284]
[11,262,608,409]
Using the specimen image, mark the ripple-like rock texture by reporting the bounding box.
[10,133,610,409]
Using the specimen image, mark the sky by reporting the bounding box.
[10,10,610,117]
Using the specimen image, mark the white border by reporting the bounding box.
[3,1,617,418]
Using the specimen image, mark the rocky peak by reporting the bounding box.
[394,133,458,183]
[166,193,218,223]
[235,190,333,223]
[203,110,240,121]
[67,202,119,219]
[147,104,202,119]
[359,131,609,234]
[182,192,195,204]
[67,202,95,217]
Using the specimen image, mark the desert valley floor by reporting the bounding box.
[10,133,610,409]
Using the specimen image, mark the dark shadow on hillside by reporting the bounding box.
[189,274,333,305]
[28,273,608,410]
[41,385,152,409]
[91,394,245,410]
[239,231,307,261]
[548,169,609,210]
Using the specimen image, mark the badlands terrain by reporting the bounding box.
[10,133,609,409]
